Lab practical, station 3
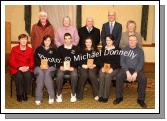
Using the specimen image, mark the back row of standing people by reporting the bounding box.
[30,11,142,50]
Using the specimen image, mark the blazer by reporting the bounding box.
[101,21,122,47]
[9,45,34,74]
[78,26,100,49]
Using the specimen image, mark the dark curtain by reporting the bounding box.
[76,5,82,29]
[140,5,149,41]
[24,5,31,35]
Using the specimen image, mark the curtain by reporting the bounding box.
[24,5,31,35]
[40,5,77,30]
[76,5,82,29]
[140,5,149,41]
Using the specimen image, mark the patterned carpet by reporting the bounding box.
[5,72,155,109]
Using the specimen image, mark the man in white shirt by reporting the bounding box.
[101,11,122,47]
[78,17,100,49]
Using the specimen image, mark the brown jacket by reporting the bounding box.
[30,20,54,49]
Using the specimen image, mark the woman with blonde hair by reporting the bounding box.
[119,20,142,48]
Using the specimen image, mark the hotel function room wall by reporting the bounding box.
[5,5,39,49]
[82,5,155,63]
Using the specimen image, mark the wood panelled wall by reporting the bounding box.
[5,21,11,67]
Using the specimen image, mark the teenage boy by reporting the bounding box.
[56,33,78,103]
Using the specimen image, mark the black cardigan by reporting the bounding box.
[56,45,79,68]
[99,47,121,70]
[34,46,57,67]
[78,49,101,68]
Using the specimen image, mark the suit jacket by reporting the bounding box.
[101,21,122,47]
[9,45,34,74]
[78,26,100,49]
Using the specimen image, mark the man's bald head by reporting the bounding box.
[108,11,116,22]
[86,17,94,28]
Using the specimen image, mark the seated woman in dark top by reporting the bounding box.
[34,35,57,105]
[98,35,120,103]
[77,36,99,101]
[9,34,34,102]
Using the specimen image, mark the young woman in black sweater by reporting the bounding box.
[77,36,99,101]
[98,35,120,103]
[34,35,57,105]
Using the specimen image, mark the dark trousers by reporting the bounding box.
[15,70,32,96]
[77,68,99,99]
[56,69,78,96]
[116,69,147,101]
[99,69,119,98]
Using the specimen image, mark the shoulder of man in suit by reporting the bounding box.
[115,21,122,26]
[79,26,86,29]
[92,26,100,30]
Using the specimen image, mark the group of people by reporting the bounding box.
[9,11,147,108]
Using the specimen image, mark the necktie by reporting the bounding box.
[110,23,113,34]
[88,28,91,33]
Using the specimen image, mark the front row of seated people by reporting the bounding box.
[9,33,147,108]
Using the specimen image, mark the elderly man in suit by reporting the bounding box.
[101,11,122,47]
[78,17,100,50]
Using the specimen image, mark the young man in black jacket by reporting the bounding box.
[56,33,79,103]
[113,35,147,108]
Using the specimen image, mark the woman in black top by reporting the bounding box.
[98,35,120,103]
[34,35,57,105]
[77,36,99,101]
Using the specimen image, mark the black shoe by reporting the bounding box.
[17,95,22,102]
[102,98,108,103]
[98,97,103,102]
[77,96,83,101]
[113,97,123,105]
[22,93,28,101]
[112,80,116,87]
[137,99,147,108]
[77,98,83,101]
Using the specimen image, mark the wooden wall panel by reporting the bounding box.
[5,21,11,66]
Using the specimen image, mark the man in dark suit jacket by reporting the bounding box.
[78,17,100,49]
[101,11,122,47]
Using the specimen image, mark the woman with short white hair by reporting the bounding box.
[54,16,79,47]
